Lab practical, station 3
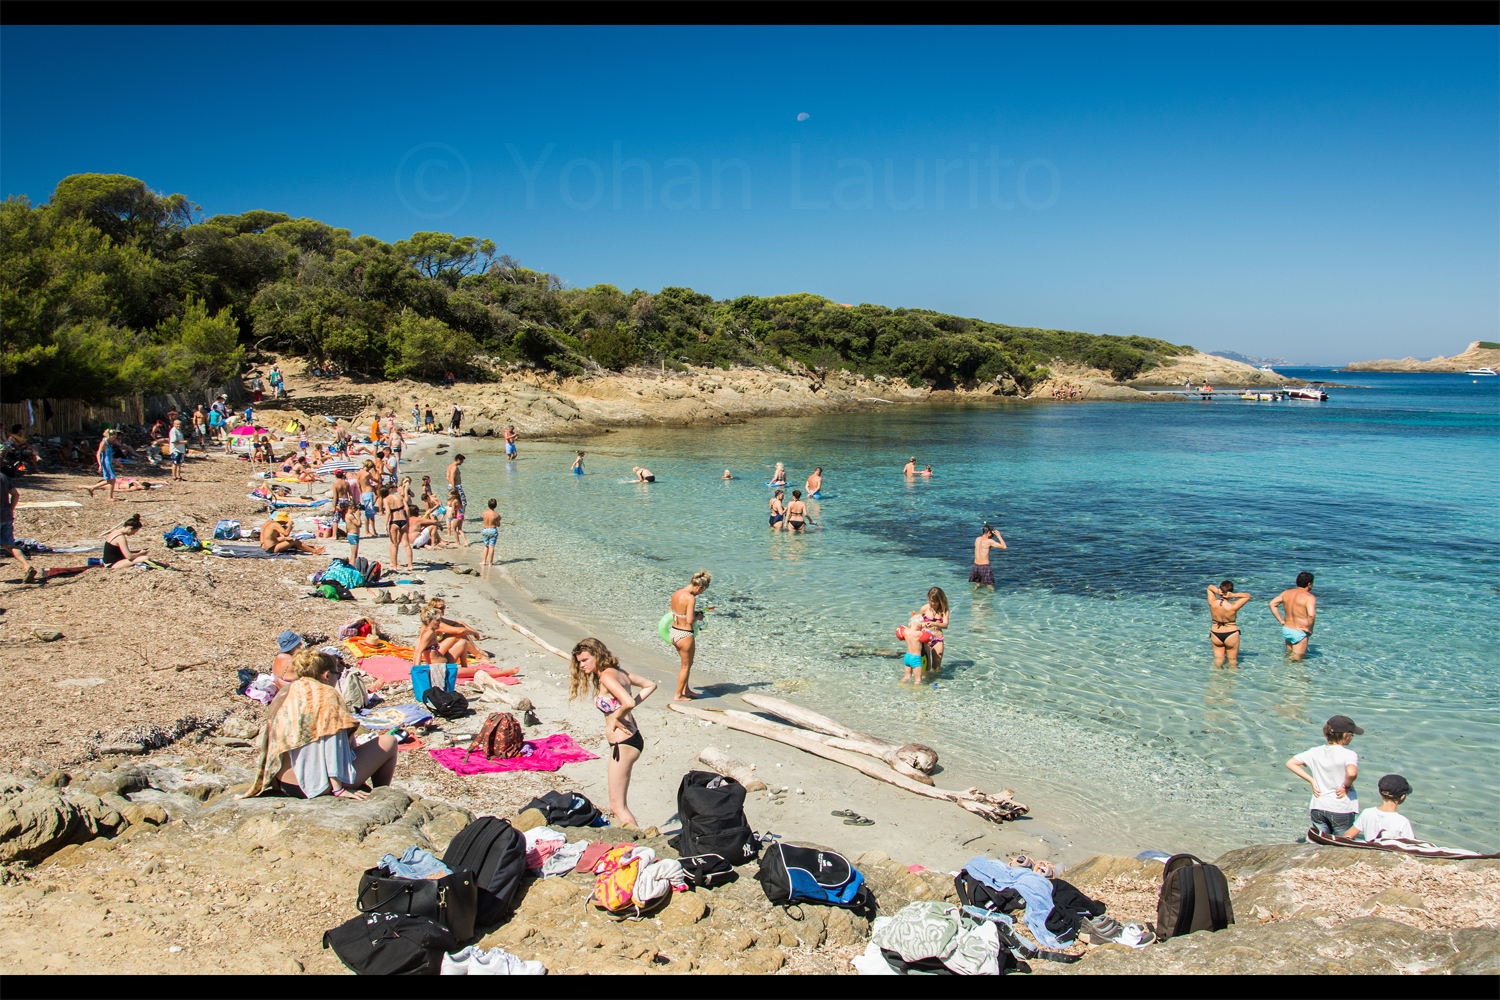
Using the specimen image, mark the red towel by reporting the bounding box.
[429,734,598,775]
[357,655,520,684]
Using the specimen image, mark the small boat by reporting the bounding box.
[1288,386,1329,401]
[1257,364,1277,372]
[1464,367,1497,376]
[1241,391,1282,401]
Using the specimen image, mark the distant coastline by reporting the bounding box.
[1342,340,1500,372]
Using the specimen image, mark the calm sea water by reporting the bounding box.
[435,369,1499,856]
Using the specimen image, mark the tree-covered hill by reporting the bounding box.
[2,174,1192,402]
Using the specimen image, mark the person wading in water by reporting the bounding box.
[969,522,1007,589]
[1207,580,1252,667]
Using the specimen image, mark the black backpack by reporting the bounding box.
[667,770,759,865]
[1156,853,1234,939]
[953,872,1024,915]
[521,790,601,827]
[322,911,457,975]
[441,816,526,926]
[678,852,738,889]
[423,687,469,719]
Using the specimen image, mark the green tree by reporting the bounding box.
[587,321,642,370]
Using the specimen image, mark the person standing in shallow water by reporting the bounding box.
[1207,580,1252,667]
[969,522,1007,589]
[480,499,501,566]
[1270,571,1317,661]
[669,570,710,700]
[805,466,823,497]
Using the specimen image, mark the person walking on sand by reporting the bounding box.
[969,522,1007,589]
[570,451,584,475]
[569,637,656,829]
[1207,580,1253,667]
[805,467,823,497]
[85,430,121,501]
[450,403,463,436]
[669,570,711,700]
[504,425,518,459]
[1270,571,1317,661]
[260,512,326,555]
[423,404,436,434]
[902,457,917,476]
[192,406,208,451]
[1,467,37,583]
[446,454,466,509]
[480,499,501,565]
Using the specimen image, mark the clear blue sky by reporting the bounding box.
[3,26,1495,364]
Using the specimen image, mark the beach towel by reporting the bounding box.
[242,677,359,797]
[356,654,519,684]
[1307,828,1500,860]
[429,734,597,776]
[358,703,434,730]
[343,637,418,661]
[41,565,94,581]
[16,500,84,509]
[210,544,296,560]
[247,493,330,509]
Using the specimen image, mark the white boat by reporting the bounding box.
[1288,386,1329,401]
[1464,366,1496,376]
[1257,364,1277,372]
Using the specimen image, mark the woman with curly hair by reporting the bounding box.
[568,637,656,829]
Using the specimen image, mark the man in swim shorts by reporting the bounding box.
[969,522,1007,588]
[504,425,518,458]
[1270,571,1317,661]
[446,454,467,508]
[571,451,584,475]
[805,466,822,497]
[480,499,501,565]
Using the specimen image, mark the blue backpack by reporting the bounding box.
[755,843,871,911]
[163,525,202,551]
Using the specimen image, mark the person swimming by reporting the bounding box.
[721,469,733,479]
[632,466,655,483]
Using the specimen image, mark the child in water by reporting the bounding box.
[897,587,950,683]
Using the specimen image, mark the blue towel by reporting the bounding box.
[963,857,1065,949]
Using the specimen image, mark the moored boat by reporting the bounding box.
[1464,366,1496,376]
[1288,385,1329,401]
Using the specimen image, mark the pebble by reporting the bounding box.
[167,946,182,953]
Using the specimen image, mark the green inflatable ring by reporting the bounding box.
[658,611,699,645]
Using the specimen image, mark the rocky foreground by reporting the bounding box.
[1342,341,1500,373]
[2,761,1494,975]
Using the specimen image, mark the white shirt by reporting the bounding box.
[1353,807,1413,841]
[1294,743,1359,812]
[169,427,186,455]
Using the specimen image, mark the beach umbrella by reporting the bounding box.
[316,460,359,474]
[230,425,269,436]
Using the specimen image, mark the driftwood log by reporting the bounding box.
[697,746,766,792]
[669,703,1026,824]
[494,610,569,660]
[721,709,934,785]
[740,693,939,774]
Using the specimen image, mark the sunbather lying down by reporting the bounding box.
[78,478,161,496]
[260,513,325,555]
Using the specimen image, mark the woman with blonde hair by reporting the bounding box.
[410,598,484,701]
[912,586,950,673]
[568,637,656,828]
[669,570,711,701]
[243,648,398,800]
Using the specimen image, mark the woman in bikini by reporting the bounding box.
[669,570,710,700]
[568,637,656,829]
[768,489,786,530]
[912,587,950,673]
[379,486,412,572]
[1207,580,1252,667]
[785,490,809,532]
[770,462,787,486]
[102,514,152,569]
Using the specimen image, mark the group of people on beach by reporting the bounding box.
[1207,571,1319,664]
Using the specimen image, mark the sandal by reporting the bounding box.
[831,809,860,819]
[843,816,874,826]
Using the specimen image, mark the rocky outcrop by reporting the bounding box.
[1127,351,1301,388]
[0,776,129,864]
[1343,341,1500,372]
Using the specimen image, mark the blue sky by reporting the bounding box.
[3,26,1495,364]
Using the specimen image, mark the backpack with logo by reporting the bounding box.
[163,525,202,551]
[463,711,522,761]
[423,687,470,720]
[755,842,872,912]
[667,770,759,866]
[321,910,458,975]
[678,852,738,889]
[1156,853,1234,939]
[441,816,527,926]
[520,790,601,827]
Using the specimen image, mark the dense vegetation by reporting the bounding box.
[2,174,1192,402]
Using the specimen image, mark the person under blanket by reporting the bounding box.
[241,648,398,800]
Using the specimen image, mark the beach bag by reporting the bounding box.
[591,854,642,916]
[678,852,738,889]
[441,817,526,926]
[953,872,1024,915]
[755,843,870,911]
[338,669,371,714]
[163,525,201,551]
[322,910,457,976]
[464,711,522,760]
[356,868,478,945]
[317,581,353,601]
[667,771,759,865]
[320,558,366,591]
[213,519,241,540]
[1156,854,1234,939]
[423,687,469,719]
[520,790,601,828]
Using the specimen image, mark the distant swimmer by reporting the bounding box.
[632,466,655,483]
[721,469,734,480]
[805,466,823,497]
[769,489,786,530]
[1207,580,1252,667]
[669,570,711,700]
[921,465,934,477]
[1270,571,1317,661]
[785,490,809,532]
[571,451,585,475]
[969,522,1007,588]
[504,425,518,458]
[902,457,916,476]
[770,462,787,486]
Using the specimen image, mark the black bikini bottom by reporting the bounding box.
[1210,629,1240,644]
[610,730,645,760]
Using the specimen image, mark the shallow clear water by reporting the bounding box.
[431,370,1499,855]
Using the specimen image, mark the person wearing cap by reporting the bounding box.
[1349,775,1414,842]
[259,512,326,555]
[271,630,305,690]
[1286,715,1363,836]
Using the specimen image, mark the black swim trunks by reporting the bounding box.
[969,562,995,586]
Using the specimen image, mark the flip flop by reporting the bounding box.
[831,809,860,818]
[843,816,874,826]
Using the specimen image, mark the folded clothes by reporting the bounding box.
[429,734,598,776]
[541,840,588,877]
[358,702,434,729]
[380,845,451,880]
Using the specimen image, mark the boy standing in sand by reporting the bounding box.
[1270,571,1317,660]
[480,499,501,565]
[1286,714,1361,836]
[969,523,1007,588]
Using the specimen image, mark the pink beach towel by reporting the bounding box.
[429,734,598,775]
[357,655,520,685]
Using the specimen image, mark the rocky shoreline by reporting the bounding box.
[1342,341,1500,373]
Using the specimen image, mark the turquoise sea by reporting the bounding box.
[437,369,1498,856]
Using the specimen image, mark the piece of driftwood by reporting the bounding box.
[721,709,934,785]
[494,610,569,660]
[98,743,146,755]
[471,671,535,714]
[741,693,939,774]
[697,746,766,792]
[670,703,1025,823]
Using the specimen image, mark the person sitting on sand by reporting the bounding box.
[569,636,655,829]
[1207,580,1253,667]
[271,630,304,690]
[5,425,41,467]
[417,598,486,669]
[407,508,447,550]
[102,514,152,569]
[260,512,326,555]
[58,439,83,467]
[902,456,916,476]
[241,648,399,801]
[480,499,501,565]
[1347,774,1414,842]
[632,466,655,483]
[669,570,710,700]
[84,430,122,501]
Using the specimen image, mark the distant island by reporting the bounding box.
[1343,341,1500,372]
[1209,350,1288,367]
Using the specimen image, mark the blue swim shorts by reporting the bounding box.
[1282,626,1309,645]
[360,491,376,519]
[481,527,498,544]
[903,653,924,670]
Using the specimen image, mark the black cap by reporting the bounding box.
[1326,715,1364,735]
[1378,774,1412,798]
